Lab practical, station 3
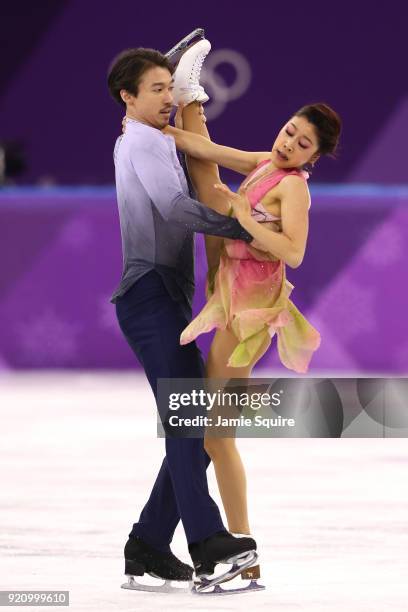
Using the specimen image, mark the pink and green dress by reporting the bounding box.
[180,160,321,373]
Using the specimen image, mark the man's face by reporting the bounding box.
[124,66,174,129]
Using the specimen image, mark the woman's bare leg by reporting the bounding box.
[204,329,271,534]
[180,103,269,535]
[181,102,229,271]
[181,102,228,214]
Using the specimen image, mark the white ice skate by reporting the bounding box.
[192,550,265,595]
[171,39,211,106]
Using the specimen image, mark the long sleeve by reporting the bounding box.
[129,132,253,243]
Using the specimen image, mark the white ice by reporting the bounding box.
[0,372,407,611]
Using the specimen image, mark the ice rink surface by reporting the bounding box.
[1,372,407,611]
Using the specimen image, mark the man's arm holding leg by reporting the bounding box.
[129,131,253,243]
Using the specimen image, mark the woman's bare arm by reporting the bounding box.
[214,176,310,269]
[164,125,270,175]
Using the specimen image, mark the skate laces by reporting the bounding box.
[181,84,206,93]
[189,52,207,84]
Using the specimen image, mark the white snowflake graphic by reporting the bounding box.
[98,296,121,335]
[59,218,94,250]
[316,279,377,343]
[361,222,404,268]
[16,309,81,365]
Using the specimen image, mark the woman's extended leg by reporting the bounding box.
[181,102,229,272]
[204,328,271,534]
[180,102,271,535]
[181,102,228,214]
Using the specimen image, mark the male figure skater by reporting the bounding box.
[107,38,257,592]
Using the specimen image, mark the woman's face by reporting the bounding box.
[271,115,320,169]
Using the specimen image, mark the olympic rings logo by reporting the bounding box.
[200,49,252,121]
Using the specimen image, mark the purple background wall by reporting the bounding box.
[1,186,407,373]
[1,2,407,373]
[0,1,406,184]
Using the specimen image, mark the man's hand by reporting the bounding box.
[174,103,207,131]
[214,183,251,223]
[174,104,184,130]
[198,103,207,124]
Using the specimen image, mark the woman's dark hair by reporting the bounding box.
[107,48,174,107]
[295,103,341,157]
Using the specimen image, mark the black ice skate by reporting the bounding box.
[121,536,194,593]
[189,531,265,595]
[165,27,205,64]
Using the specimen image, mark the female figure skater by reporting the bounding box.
[163,98,341,578]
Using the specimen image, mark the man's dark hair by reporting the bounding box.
[107,48,174,107]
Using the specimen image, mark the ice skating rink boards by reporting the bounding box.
[1,372,407,611]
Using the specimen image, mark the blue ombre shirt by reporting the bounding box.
[111,119,253,307]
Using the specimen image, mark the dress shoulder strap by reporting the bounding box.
[248,168,308,204]
[241,159,271,188]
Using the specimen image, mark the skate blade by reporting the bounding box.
[165,28,205,59]
[193,551,258,594]
[121,575,193,594]
[192,578,265,596]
